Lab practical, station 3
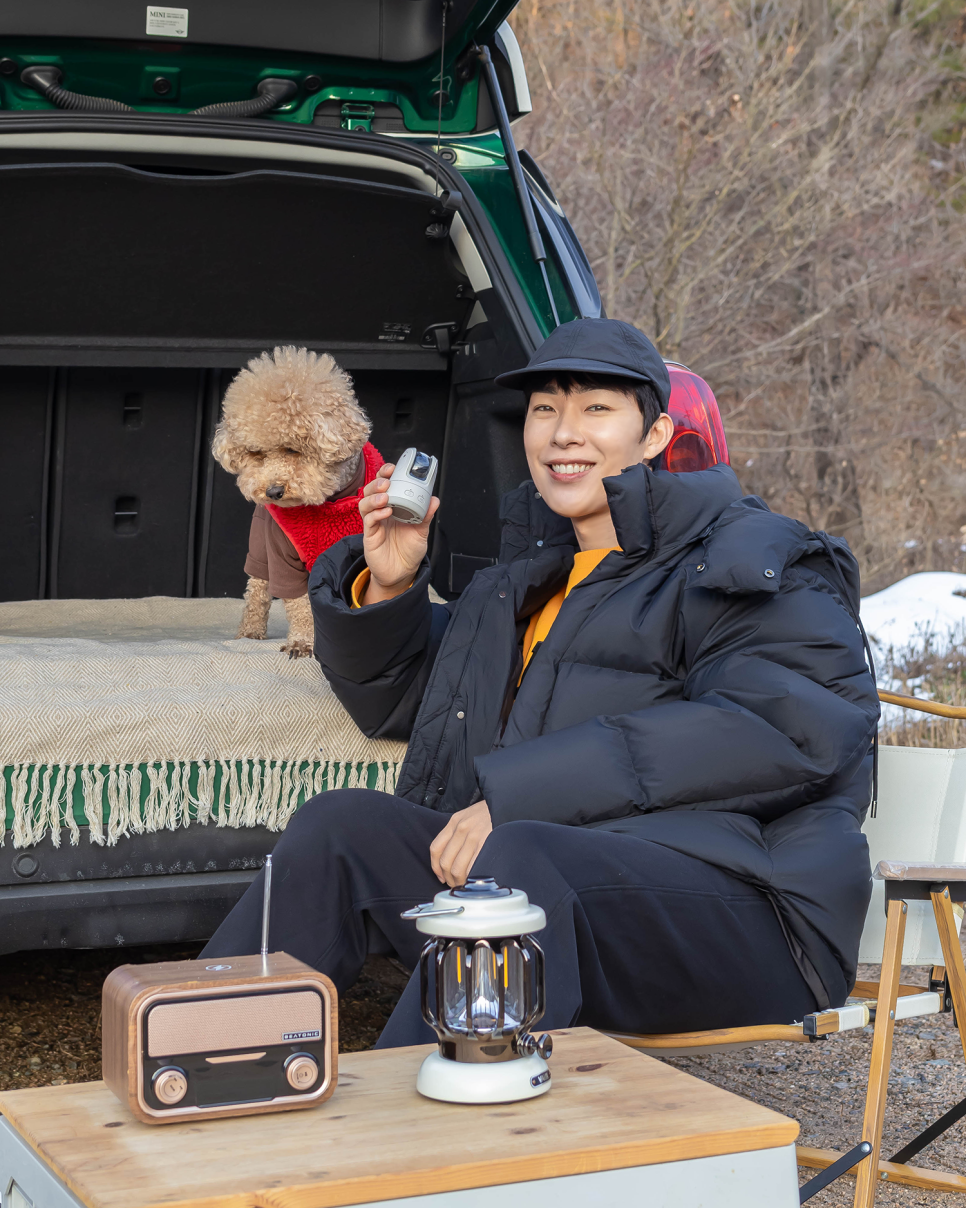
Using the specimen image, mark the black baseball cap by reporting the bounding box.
[495,318,671,412]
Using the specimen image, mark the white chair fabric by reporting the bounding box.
[859,745,966,964]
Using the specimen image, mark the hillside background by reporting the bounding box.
[511,0,966,594]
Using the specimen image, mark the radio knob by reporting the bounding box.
[152,1066,187,1105]
[285,1053,319,1090]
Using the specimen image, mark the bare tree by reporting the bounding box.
[512,0,966,589]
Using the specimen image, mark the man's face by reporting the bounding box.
[524,386,673,523]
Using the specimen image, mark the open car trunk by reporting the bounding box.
[0,118,543,953]
[1,133,541,603]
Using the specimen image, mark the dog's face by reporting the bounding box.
[212,348,371,507]
[215,440,363,508]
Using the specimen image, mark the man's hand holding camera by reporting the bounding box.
[358,463,440,605]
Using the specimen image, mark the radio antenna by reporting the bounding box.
[260,853,273,966]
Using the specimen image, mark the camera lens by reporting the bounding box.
[410,452,432,481]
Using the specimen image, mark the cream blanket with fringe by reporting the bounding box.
[0,597,409,848]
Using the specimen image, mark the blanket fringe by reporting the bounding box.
[3,759,404,849]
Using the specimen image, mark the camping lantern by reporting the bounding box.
[401,876,553,1104]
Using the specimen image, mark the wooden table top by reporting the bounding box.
[0,1028,798,1208]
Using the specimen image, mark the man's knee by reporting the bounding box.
[475,820,562,885]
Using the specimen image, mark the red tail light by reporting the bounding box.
[661,365,729,473]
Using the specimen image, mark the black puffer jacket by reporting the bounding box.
[309,463,879,1009]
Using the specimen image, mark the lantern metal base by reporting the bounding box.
[416,1050,551,1104]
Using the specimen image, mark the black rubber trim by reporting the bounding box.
[0,824,275,886]
[0,870,256,955]
[0,112,543,357]
[191,77,298,118]
[20,65,133,113]
[0,338,448,369]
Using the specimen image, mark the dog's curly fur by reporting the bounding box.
[212,346,371,507]
[212,346,371,657]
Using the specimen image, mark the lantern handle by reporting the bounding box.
[400,903,466,919]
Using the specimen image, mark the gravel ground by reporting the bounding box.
[0,944,963,1204]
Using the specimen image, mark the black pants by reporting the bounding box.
[201,790,818,1047]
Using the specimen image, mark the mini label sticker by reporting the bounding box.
[378,322,411,344]
[282,1029,322,1041]
[146,6,188,37]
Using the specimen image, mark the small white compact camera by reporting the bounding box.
[387,448,438,524]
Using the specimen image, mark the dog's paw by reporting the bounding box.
[281,639,313,659]
[236,627,267,640]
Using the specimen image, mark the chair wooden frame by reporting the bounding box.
[608,690,966,1206]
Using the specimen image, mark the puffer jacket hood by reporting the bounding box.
[309,463,879,1009]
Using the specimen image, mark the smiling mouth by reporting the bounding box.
[548,461,595,480]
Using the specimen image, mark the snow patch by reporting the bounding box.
[860,573,966,724]
[860,572,966,655]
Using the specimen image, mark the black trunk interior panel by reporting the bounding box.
[1,368,49,601]
[0,163,471,352]
[0,0,480,62]
[52,368,203,598]
[1,366,451,602]
[431,377,528,594]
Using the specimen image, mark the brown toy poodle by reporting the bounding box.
[212,346,381,657]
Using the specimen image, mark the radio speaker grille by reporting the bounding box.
[147,990,324,1057]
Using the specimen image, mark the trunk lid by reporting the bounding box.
[0,0,528,133]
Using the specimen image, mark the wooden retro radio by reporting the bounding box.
[102,857,338,1124]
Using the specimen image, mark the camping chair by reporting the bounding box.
[607,690,966,1206]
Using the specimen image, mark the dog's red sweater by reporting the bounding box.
[265,442,383,570]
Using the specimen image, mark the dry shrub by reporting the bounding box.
[875,626,966,745]
[512,0,966,591]
[881,707,966,747]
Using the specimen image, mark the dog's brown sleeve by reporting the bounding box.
[244,505,309,599]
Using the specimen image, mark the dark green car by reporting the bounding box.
[0,1,728,954]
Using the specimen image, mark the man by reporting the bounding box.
[203,318,878,1045]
